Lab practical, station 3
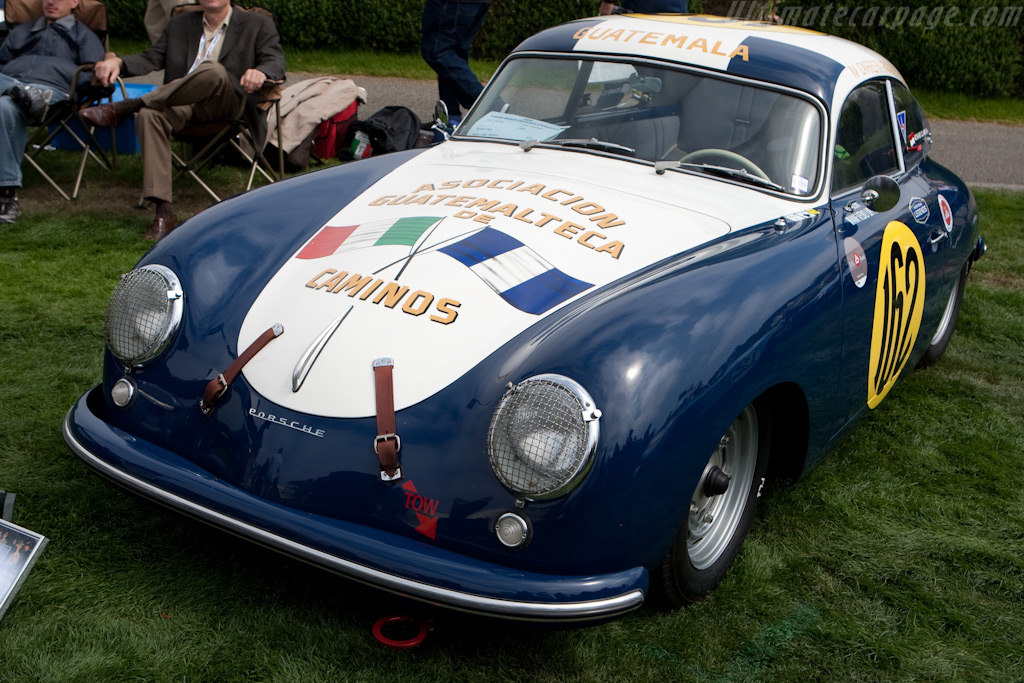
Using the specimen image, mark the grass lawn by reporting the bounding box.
[914,89,1024,126]
[0,142,1020,680]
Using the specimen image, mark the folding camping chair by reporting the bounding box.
[6,0,125,200]
[162,3,284,203]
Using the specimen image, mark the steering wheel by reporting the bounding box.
[679,148,771,181]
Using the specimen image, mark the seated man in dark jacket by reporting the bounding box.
[82,0,285,241]
[0,0,105,223]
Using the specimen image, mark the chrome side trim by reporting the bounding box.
[62,412,644,622]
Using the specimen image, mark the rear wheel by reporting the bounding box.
[918,261,969,368]
[660,402,770,607]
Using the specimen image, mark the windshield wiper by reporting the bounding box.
[656,161,784,191]
[520,138,636,157]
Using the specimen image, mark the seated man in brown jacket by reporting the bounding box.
[82,0,284,240]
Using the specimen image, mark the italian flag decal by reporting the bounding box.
[296,216,443,259]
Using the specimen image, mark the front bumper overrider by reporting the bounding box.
[62,385,646,623]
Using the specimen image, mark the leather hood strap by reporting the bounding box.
[373,358,401,481]
[201,323,284,416]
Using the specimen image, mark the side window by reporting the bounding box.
[832,81,899,194]
[495,59,581,122]
[891,82,931,167]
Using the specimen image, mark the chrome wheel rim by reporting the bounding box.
[687,405,758,570]
[931,280,960,346]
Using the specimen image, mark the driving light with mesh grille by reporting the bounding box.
[487,374,600,499]
[105,265,183,367]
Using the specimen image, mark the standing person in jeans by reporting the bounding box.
[421,0,494,127]
[599,0,688,14]
[0,0,104,223]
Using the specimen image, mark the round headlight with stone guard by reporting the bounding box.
[105,265,183,367]
[487,374,600,499]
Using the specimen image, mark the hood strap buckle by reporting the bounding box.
[373,357,402,481]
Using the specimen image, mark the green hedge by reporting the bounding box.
[262,0,426,52]
[106,0,147,39]
[473,0,601,57]
[107,0,603,53]
[106,0,1023,95]
[771,0,1024,96]
[107,0,426,52]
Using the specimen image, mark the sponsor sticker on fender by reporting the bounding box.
[909,197,930,224]
[843,201,875,227]
[867,221,925,409]
[938,194,953,232]
[843,237,868,288]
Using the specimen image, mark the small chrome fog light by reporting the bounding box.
[111,377,136,408]
[495,512,530,548]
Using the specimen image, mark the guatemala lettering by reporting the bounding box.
[572,26,750,61]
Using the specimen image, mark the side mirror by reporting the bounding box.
[432,100,452,140]
[861,175,900,213]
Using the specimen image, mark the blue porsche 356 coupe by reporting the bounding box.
[64,14,983,623]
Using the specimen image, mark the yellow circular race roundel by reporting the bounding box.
[868,221,926,409]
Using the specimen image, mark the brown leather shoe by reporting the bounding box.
[143,213,178,241]
[79,98,142,128]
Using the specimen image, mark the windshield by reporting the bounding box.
[459,56,823,197]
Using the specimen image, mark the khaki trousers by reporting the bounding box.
[136,62,240,203]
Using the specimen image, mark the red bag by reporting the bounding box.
[312,100,360,160]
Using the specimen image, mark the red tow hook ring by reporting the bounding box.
[372,614,433,649]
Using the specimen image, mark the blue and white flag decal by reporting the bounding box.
[440,228,592,315]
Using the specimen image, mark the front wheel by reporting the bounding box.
[918,260,969,369]
[660,402,770,607]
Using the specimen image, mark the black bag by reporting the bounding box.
[342,106,422,159]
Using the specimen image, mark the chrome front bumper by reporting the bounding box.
[63,387,647,623]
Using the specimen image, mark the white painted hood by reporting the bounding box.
[239,142,804,418]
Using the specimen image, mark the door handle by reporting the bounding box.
[929,229,948,245]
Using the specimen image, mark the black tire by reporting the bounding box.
[918,261,969,369]
[660,402,771,607]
